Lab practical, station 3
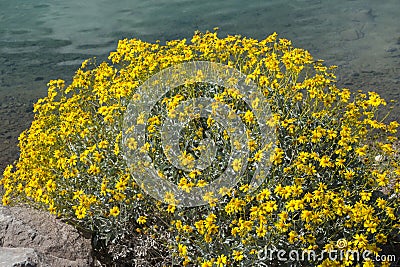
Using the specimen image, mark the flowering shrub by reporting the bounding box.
[1,31,399,266]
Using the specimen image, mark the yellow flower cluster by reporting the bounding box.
[1,30,399,266]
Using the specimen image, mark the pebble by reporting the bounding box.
[385,46,398,53]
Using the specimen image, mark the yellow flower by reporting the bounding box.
[301,210,313,223]
[375,233,387,244]
[136,112,145,124]
[178,177,194,193]
[201,260,213,267]
[253,149,264,162]
[127,137,138,150]
[376,198,386,209]
[88,164,100,175]
[73,190,84,200]
[195,220,205,235]
[1,196,10,206]
[115,180,127,191]
[207,117,215,127]
[288,231,298,244]
[109,206,120,217]
[285,199,303,212]
[92,151,103,162]
[179,151,195,169]
[297,135,307,143]
[256,188,271,201]
[178,244,187,257]
[164,191,177,205]
[232,250,244,261]
[353,233,368,249]
[225,198,246,215]
[364,220,378,233]
[232,158,242,172]
[367,92,385,107]
[319,155,332,168]
[137,215,147,224]
[256,225,267,237]
[261,200,278,213]
[362,259,375,267]
[48,204,57,214]
[189,169,201,178]
[243,110,255,124]
[344,169,355,180]
[98,140,109,149]
[270,147,284,165]
[239,184,250,192]
[45,180,56,192]
[167,204,176,213]
[75,206,87,219]
[355,145,368,157]
[335,158,346,168]
[327,129,337,139]
[196,179,208,187]
[216,254,227,267]
[360,191,371,202]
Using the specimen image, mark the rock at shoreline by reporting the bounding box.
[0,247,38,267]
[0,205,93,267]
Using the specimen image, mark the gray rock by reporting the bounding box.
[0,205,93,267]
[0,247,38,267]
[385,46,398,53]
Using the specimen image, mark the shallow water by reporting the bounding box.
[1,0,399,170]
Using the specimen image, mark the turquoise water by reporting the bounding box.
[0,0,399,170]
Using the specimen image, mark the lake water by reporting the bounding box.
[1,0,399,170]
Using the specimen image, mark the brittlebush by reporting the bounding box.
[1,31,399,266]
